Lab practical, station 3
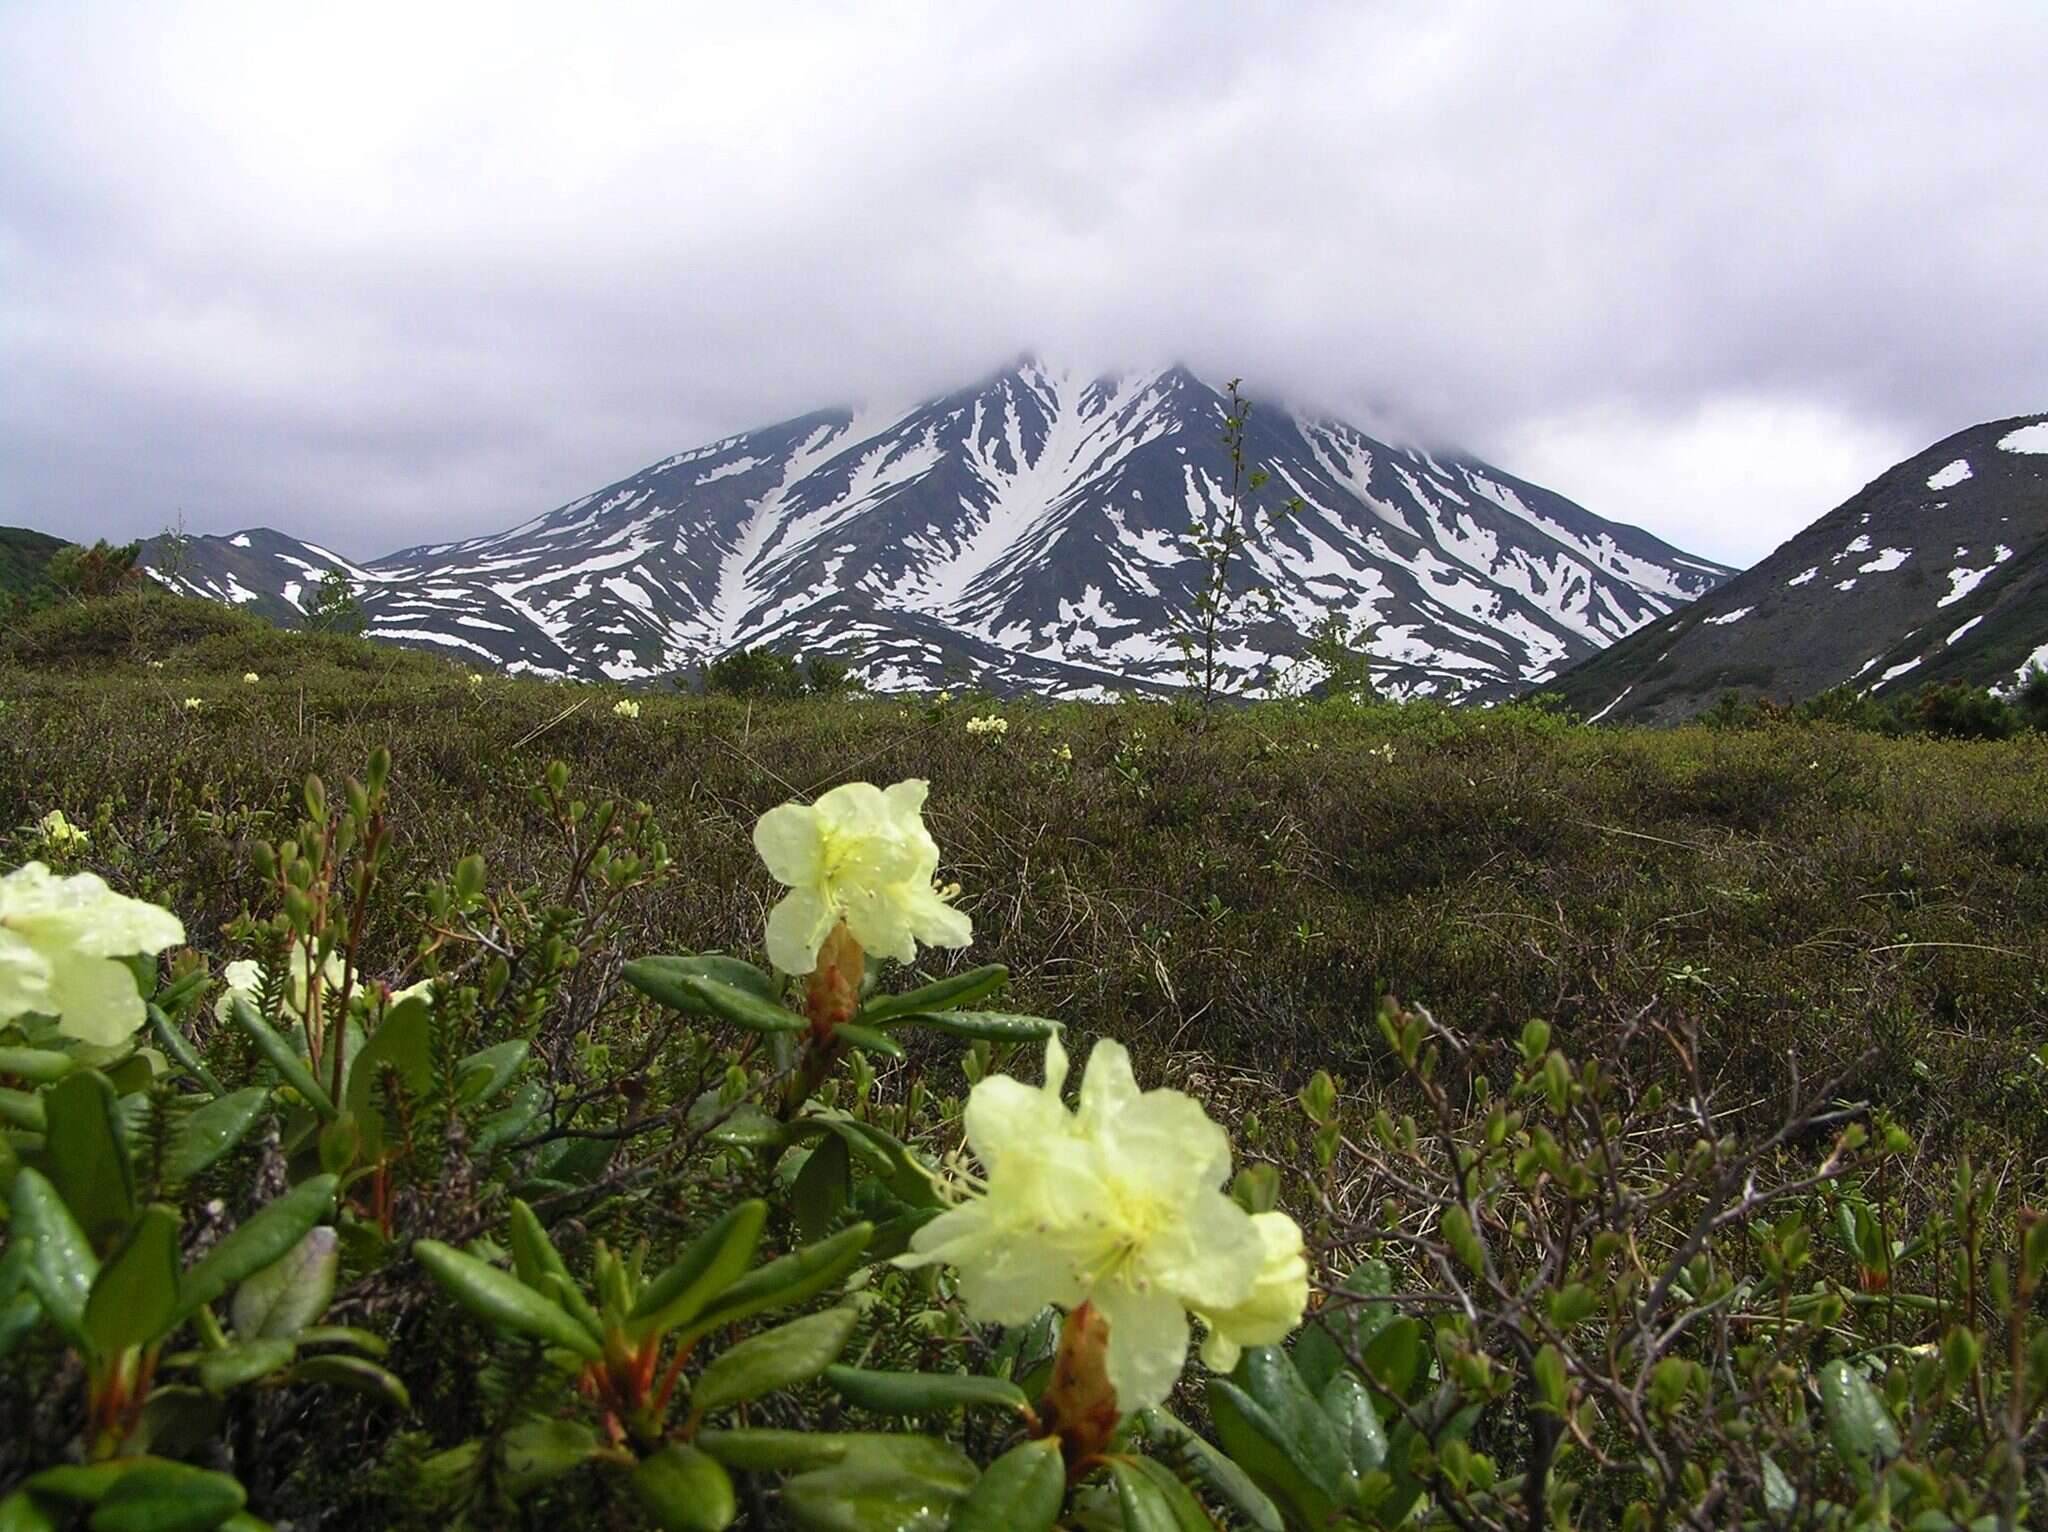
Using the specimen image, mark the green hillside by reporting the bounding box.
[0,524,68,600]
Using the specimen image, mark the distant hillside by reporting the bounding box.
[1554,414,2048,723]
[0,526,69,601]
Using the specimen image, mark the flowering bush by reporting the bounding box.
[964,714,1008,738]
[2,739,2046,1531]
[613,698,641,718]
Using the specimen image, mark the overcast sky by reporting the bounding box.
[2,1,2041,567]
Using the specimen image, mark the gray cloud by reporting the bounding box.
[3,0,2042,565]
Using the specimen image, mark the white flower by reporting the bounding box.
[215,945,347,1024]
[751,780,971,975]
[243,672,260,684]
[37,810,88,851]
[183,697,205,711]
[612,699,641,719]
[898,1036,1304,1411]
[0,863,186,1045]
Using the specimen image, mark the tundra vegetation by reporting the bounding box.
[2,589,2048,1531]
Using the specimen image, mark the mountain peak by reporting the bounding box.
[146,360,1733,697]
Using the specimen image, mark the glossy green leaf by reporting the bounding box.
[0,1047,71,1084]
[118,1387,224,1461]
[885,1010,1058,1043]
[86,1458,246,1532]
[163,1090,269,1184]
[231,1226,337,1339]
[694,1430,894,1473]
[281,1353,411,1408]
[1108,1458,1209,1532]
[1136,1408,1282,1532]
[948,1437,1064,1532]
[343,996,432,1125]
[1206,1377,1339,1531]
[291,1324,387,1355]
[793,1134,852,1243]
[0,1489,61,1532]
[623,961,804,1033]
[411,1239,601,1358]
[227,997,335,1117]
[43,1069,135,1242]
[779,1437,976,1532]
[821,1365,1030,1419]
[176,1176,337,1323]
[499,1418,599,1497]
[1359,1315,1425,1413]
[11,1167,96,1345]
[506,1198,602,1341]
[694,1306,858,1415]
[1290,1259,1395,1395]
[859,965,1007,1025]
[681,1221,873,1344]
[454,1039,528,1105]
[829,1023,905,1059]
[1820,1359,1901,1472]
[627,954,779,1003]
[629,1443,736,1532]
[471,1082,546,1154]
[196,1339,296,1393]
[148,1005,227,1098]
[629,1199,767,1338]
[84,1204,182,1357]
[1318,1370,1388,1477]
[0,1088,44,1132]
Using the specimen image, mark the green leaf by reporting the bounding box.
[779,1437,977,1532]
[499,1418,599,1497]
[227,998,335,1117]
[1359,1315,1425,1414]
[1291,1259,1395,1395]
[87,1459,246,1532]
[627,954,779,1003]
[472,1082,546,1154]
[1318,1370,1388,1477]
[623,961,804,1033]
[148,1005,227,1098]
[119,1387,224,1461]
[948,1438,1064,1532]
[821,1365,1030,1419]
[1820,1359,1901,1475]
[629,1199,767,1339]
[793,1134,852,1243]
[84,1204,182,1357]
[829,1024,905,1060]
[1109,1458,1209,1532]
[176,1176,338,1323]
[231,1226,337,1339]
[630,1450,745,1532]
[885,1010,1058,1043]
[164,1090,269,1184]
[344,996,433,1125]
[11,1167,96,1346]
[693,1306,858,1415]
[629,1444,736,1532]
[42,1069,136,1242]
[680,1221,873,1345]
[411,1239,601,1359]
[279,1353,411,1409]
[860,965,1007,1025]
[196,1339,297,1393]
[1136,1408,1282,1532]
[0,1488,62,1532]
[694,1430,896,1473]
[454,1039,529,1105]
[0,1047,72,1084]
[291,1324,387,1355]
[1206,1376,1340,1531]
[0,1088,45,1132]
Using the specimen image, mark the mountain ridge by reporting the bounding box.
[1552,412,2048,722]
[143,359,1733,697]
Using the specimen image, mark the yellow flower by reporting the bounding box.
[37,810,89,851]
[215,945,347,1024]
[898,1036,1302,1411]
[751,780,970,975]
[243,672,261,684]
[0,862,186,1044]
[612,699,641,719]
[1192,1210,1311,1372]
[182,697,204,711]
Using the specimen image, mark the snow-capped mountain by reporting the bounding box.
[144,360,1732,697]
[1554,413,2048,723]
